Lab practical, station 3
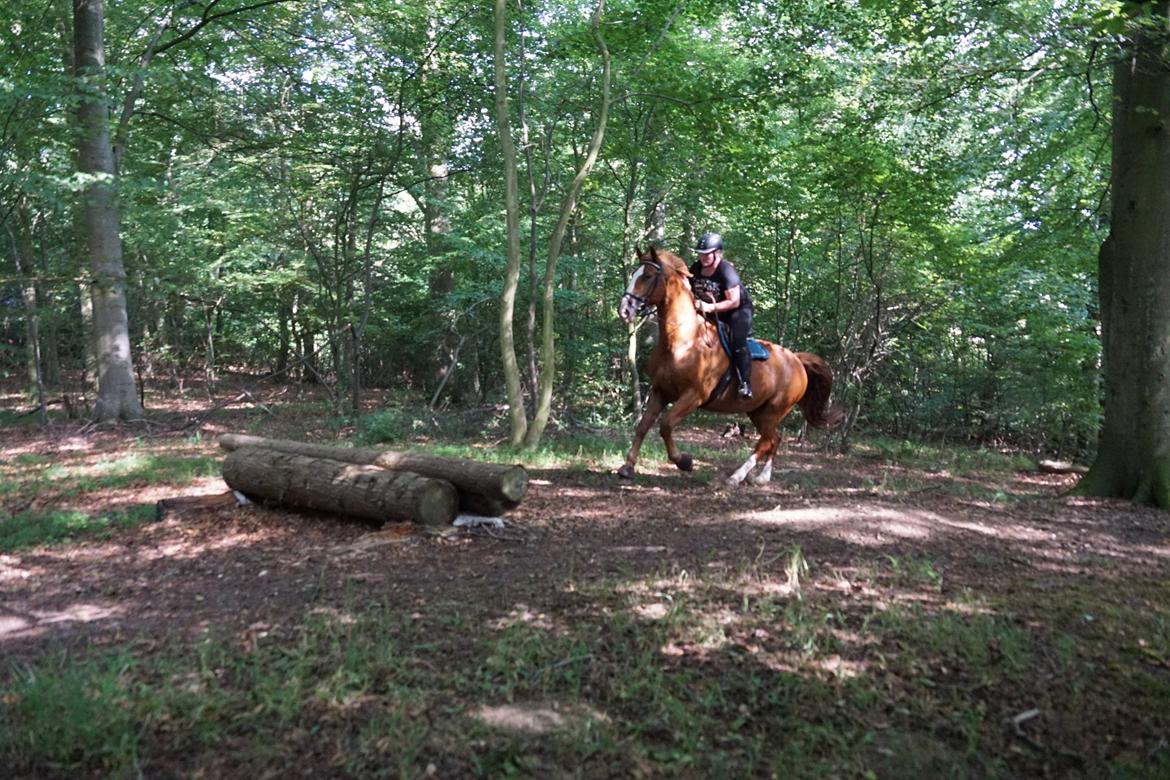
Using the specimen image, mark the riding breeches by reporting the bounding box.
[721,307,754,385]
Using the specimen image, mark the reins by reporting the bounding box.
[621,259,663,318]
[629,257,720,350]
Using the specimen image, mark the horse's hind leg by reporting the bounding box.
[727,451,759,486]
[618,389,666,479]
[729,406,789,486]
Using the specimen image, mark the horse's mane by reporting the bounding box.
[651,249,691,278]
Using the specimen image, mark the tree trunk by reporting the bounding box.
[11,213,48,426]
[223,447,458,526]
[493,0,528,447]
[28,209,62,391]
[73,0,143,422]
[522,0,612,451]
[1076,2,1170,509]
[219,434,528,512]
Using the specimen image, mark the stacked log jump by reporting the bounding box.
[219,434,528,527]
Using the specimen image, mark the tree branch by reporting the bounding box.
[154,0,289,55]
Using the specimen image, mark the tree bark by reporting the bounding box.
[219,434,528,511]
[1076,2,1170,509]
[73,0,143,422]
[522,0,612,450]
[493,0,528,447]
[223,447,458,526]
[10,212,48,427]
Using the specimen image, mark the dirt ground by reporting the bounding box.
[4,422,1166,658]
[2,385,1169,777]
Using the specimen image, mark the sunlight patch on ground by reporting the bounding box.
[0,602,123,642]
[474,702,609,734]
[0,555,45,583]
[40,477,232,521]
[612,545,669,554]
[632,601,670,619]
[306,607,358,626]
[0,435,98,458]
[143,528,281,562]
[742,505,939,543]
[741,503,1067,547]
[807,654,864,679]
[492,604,556,631]
[743,580,801,597]
[619,574,698,597]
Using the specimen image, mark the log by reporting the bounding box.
[219,434,527,512]
[156,490,240,520]
[1037,459,1089,475]
[222,446,458,526]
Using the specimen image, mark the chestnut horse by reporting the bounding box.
[617,246,843,485]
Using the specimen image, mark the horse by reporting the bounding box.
[616,245,843,485]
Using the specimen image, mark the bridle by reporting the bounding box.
[622,259,663,318]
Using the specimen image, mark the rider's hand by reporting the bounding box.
[696,300,709,314]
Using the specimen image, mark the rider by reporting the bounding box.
[690,232,756,399]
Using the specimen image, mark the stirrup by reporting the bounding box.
[738,381,753,399]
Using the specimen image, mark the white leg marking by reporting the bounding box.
[727,453,757,486]
[751,458,774,486]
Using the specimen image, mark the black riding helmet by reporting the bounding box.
[695,232,723,255]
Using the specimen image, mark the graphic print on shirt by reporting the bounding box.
[689,260,754,310]
[691,274,724,303]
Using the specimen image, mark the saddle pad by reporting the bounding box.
[716,324,770,361]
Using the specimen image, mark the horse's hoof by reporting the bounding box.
[677,454,693,472]
[617,464,635,480]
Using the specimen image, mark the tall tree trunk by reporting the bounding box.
[275,254,291,375]
[10,211,47,426]
[352,179,385,416]
[522,0,611,450]
[22,204,62,391]
[1076,2,1170,509]
[73,0,143,421]
[493,0,528,447]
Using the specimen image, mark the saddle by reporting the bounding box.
[701,322,768,407]
[715,320,768,361]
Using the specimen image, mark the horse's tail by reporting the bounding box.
[796,352,845,429]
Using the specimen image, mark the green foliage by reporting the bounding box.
[861,437,1035,474]
[1,0,1115,454]
[355,408,414,445]
[1,653,141,777]
[0,451,219,551]
[0,504,156,552]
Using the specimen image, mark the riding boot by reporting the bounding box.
[735,347,753,399]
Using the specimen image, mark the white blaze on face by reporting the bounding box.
[618,266,646,323]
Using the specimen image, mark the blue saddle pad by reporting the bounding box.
[717,324,769,361]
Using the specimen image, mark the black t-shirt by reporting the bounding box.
[690,258,754,312]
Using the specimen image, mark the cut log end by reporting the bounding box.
[497,466,528,503]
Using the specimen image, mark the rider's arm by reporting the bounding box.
[699,286,740,314]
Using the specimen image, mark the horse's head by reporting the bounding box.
[618,245,690,324]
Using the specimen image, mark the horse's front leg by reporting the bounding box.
[618,389,666,479]
[658,391,706,473]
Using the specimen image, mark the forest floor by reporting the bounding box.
[2,378,1169,779]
